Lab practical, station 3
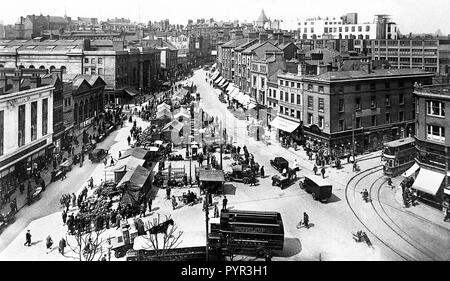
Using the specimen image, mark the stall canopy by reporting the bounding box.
[402,163,420,178]
[174,111,190,119]
[122,87,139,98]
[218,79,228,88]
[119,147,149,160]
[157,103,171,112]
[199,169,225,182]
[113,156,146,172]
[214,88,222,96]
[156,109,173,119]
[162,120,184,132]
[213,75,222,83]
[215,77,224,84]
[118,165,152,206]
[233,91,244,102]
[412,168,444,196]
[270,116,301,133]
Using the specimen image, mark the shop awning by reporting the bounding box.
[402,163,420,178]
[270,116,301,133]
[213,75,222,83]
[226,83,236,92]
[412,168,444,196]
[228,88,239,98]
[215,77,224,84]
[211,71,220,80]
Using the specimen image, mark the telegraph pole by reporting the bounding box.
[352,112,356,157]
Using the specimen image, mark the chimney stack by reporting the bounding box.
[12,71,22,93]
[0,73,7,91]
[30,72,41,89]
[259,32,268,43]
[297,62,306,76]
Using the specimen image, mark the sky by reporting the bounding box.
[1,0,448,34]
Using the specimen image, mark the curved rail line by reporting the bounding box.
[345,166,409,260]
[372,178,442,260]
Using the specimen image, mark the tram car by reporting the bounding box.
[382,137,416,176]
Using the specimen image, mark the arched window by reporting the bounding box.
[39,65,45,70]
[60,66,67,74]
[49,65,55,71]
[29,65,35,69]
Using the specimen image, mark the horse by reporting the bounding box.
[148,219,174,235]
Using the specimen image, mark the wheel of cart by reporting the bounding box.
[242,177,249,184]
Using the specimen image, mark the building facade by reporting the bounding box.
[354,38,450,76]
[300,69,433,155]
[413,84,450,208]
[298,14,397,40]
[0,72,55,200]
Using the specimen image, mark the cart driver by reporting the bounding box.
[282,167,287,177]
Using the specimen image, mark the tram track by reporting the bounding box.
[346,166,446,260]
[344,166,410,260]
[372,179,443,261]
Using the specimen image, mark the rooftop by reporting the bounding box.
[305,68,434,82]
[414,84,450,99]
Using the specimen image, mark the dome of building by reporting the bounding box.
[256,9,269,23]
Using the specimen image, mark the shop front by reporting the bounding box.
[269,116,302,146]
[0,138,53,205]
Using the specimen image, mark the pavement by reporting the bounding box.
[0,121,99,217]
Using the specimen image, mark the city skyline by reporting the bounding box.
[0,0,449,35]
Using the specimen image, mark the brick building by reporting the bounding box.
[411,84,450,208]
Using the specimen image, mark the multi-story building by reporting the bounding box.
[0,38,161,97]
[354,38,450,76]
[298,13,397,40]
[0,71,56,200]
[412,84,450,208]
[250,51,286,106]
[268,71,304,143]
[300,68,433,155]
[71,75,106,128]
[142,38,178,81]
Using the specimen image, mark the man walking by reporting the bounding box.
[127,136,131,146]
[24,230,32,246]
[222,196,228,210]
[62,209,67,225]
[313,164,318,175]
[58,237,66,255]
[321,167,326,179]
[260,166,265,178]
[166,187,171,200]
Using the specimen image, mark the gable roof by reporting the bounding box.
[162,119,184,132]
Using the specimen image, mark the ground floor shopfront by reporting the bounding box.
[402,161,450,215]
[0,136,54,206]
[301,121,415,157]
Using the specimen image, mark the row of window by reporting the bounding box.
[16,99,48,149]
[84,58,103,64]
[84,67,104,75]
[305,112,406,132]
